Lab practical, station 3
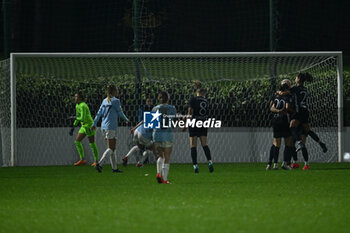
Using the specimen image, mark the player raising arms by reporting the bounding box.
[153,91,177,184]
[122,122,154,168]
[266,79,294,170]
[92,85,129,173]
[71,92,99,166]
[185,88,213,173]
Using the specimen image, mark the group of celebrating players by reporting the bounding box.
[268,72,327,171]
[69,72,327,185]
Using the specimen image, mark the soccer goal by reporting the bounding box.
[0,52,343,166]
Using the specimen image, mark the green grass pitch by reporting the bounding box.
[1,163,350,233]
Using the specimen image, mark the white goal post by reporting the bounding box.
[0,51,344,166]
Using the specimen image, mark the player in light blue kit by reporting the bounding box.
[91,85,129,173]
[153,91,177,184]
[122,123,154,167]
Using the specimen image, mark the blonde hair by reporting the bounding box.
[280,79,291,87]
[280,79,291,91]
[192,80,203,90]
[106,85,117,103]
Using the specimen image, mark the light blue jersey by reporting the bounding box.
[93,97,129,130]
[136,124,153,140]
[152,104,177,142]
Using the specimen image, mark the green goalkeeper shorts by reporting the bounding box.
[78,124,96,137]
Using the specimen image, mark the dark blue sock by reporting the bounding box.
[202,145,212,161]
[191,147,197,165]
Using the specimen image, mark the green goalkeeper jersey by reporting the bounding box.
[74,102,94,127]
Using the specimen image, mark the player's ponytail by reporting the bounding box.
[106,84,117,103]
[158,91,169,104]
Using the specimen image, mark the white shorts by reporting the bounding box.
[134,130,153,148]
[102,129,117,139]
[154,141,173,148]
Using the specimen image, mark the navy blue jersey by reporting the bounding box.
[291,86,308,112]
[189,96,208,120]
[272,93,292,122]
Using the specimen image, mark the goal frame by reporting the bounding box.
[9,51,344,166]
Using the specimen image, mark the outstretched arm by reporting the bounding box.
[91,103,104,130]
[114,100,129,122]
[131,121,143,134]
[276,90,291,96]
[68,116,76,136]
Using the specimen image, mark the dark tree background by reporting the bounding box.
[1,0,349,55]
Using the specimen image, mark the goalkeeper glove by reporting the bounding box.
[69,127,75,136]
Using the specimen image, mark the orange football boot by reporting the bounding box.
[74,160,87,166]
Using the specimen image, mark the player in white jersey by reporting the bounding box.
[92,84,129,173]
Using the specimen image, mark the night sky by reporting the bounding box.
[1,0,349,55]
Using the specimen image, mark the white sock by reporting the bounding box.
[140,150,151,164]
[99,148,113,165]
[162,163,170,181]
[125,146,140,158]
[110,150,117,170]
[156,157,164,174]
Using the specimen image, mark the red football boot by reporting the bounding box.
[122,156,128,167]
[136,162,144,168]
[156,173,163,184]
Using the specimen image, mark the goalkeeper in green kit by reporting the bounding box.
[70,92,99,166]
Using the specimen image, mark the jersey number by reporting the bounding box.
[199,101,207,116]
[299,91,307,108]
[274,99,286,110]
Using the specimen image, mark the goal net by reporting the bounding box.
[0,52,343,166]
